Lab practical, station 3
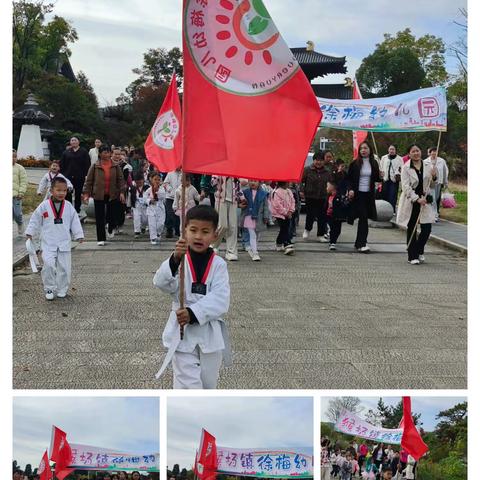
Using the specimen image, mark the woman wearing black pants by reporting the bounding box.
[397,144,437,264]
[83,146,126,246]
[346,141,381,252]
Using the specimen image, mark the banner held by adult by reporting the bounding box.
[182,0,322,181]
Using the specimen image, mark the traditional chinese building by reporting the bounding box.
[291,42,353,99]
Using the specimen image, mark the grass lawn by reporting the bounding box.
[22,183,43,215]
[439,181,467,224]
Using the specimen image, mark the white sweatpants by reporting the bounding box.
[212,200,238,254]
[41,249,71,295]
[247,228,260,254]
[148,214,165,241]
[133,206,148,233]
[172,347,223,389]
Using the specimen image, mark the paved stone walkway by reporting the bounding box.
[13,215,467,390]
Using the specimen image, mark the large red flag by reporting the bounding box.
[196,429,217,480]
[182,0,321,181]
[50,426,74,480]
[38,450,53,480]
[400,397,429,461]
[352,79,368,159]
[144,72,182,172]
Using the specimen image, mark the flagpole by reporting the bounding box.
[370,132,379,158]
[406,131,442,249]
[179,69,186,340]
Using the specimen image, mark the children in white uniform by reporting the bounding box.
[153,205,231,389]
[173,174,200,231]
[145,172,166,244]
[130,174,149,238]
[26,177,84,300]
[37,160,73,200]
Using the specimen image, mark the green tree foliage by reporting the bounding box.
[357,47,425,97]
[127,47,183,98]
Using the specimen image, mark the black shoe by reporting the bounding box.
[165,231,173,238]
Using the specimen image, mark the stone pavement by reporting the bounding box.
[430,219,467,251]
[12,214,467,390]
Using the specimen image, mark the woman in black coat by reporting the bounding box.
[346,141,381,252]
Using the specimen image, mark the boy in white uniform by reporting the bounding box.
[145,172,166,245]
[26,177,84,300]
[153,205,231,389]
[130,173,149,238]
[37,160,73,200]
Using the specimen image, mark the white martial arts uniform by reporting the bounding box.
[37,172,73,200]
[145,186,166,241]
[131,185,149,233]
[153,252,231,389]
[25,199,84,295]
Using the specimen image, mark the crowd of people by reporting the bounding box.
[12,136,450,303]
[12,470,157,480]
[321,438,418,480]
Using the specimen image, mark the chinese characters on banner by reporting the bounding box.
[215,446,313,478]
[68,444,159,472]
[335,411,403,445]
[317,87,447,132]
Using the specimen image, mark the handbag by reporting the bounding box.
[441,191,456,208]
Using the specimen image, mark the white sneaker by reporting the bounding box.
[57,292,66,298]
[45,290,54,300]
[17,223,25,235]
[318,236,328,243]
[276,245,285,252]
[409,259,420,265]
[329,243,337,251]
[284,245,294,255]
[97,241,105,246]
[106,231,115,239]
[252,253,261,261]
[324,233,330,241]
[358,245,371,253]
[151,240,158,245]
[115,228,123,234]
[302,230,309,239]
[419,254,425,263]
[246,247,254,259]
[225,252,238,261]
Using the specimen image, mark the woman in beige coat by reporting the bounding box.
[397,144,437,265]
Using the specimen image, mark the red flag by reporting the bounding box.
[401,397,429,461]
[182,0,321,181]
[352,79,368,159]
[196,429,217,480]
[50,426,74,480]
[144,72,182,172]
[38,450,53,480]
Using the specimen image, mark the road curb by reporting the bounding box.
[392,222,467,255]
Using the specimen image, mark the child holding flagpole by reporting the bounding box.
[153,205,231,389]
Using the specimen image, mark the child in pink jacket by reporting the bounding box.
[270,182,296,255]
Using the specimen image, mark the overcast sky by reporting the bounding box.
[13,397,159,470]
[321,396,467,431]
[46,0,467,105]
[167,397,313,469]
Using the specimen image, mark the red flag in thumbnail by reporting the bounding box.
[196,429,217,480]
[38,450,53,480]
[182,0,321,181]
[352,79,368,159]
[400,397,429,461]
[144,72,182,172]
[50,426,74,480]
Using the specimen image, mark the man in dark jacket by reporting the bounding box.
[300,151,331,240]
[60,136,91,212]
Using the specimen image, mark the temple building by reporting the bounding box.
[291,42,353,99]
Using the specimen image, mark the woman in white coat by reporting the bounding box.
[397,144,437,265]
[403,454,416,480]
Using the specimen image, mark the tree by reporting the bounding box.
[12,0,53,92]
[172,464,180,477]
[356,46,425,97]
[434,402,467,447]
[380,29,448,86]
[24,464,32,476]
[449,8,467,78]
[325,397,362,423]
[127,47,183,98]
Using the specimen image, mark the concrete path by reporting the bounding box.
[430,219,467,251]
[12,215,467,390]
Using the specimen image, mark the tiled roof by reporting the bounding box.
[312,83,353,100]
[291,47,346,66]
